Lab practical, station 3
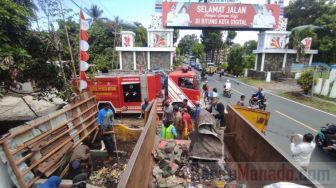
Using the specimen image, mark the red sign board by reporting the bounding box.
[162,2,280,29]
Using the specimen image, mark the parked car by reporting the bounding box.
[195,63,203,71]
[190,61,196,67]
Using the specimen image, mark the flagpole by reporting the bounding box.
[78,9,81,92]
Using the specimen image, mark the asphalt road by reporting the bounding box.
[202,72,336,187]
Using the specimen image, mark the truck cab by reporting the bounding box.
[168,68,201,104]
[206,62,216,75]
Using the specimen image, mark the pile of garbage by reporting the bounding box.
[89,163,126,187]
[152,140,244,188]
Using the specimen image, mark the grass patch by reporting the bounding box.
[279,92,336,115]
[237,77,270,86]
[315,94,336,103]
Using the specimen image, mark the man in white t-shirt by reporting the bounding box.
[224,80,231,90]
[290,133,316,170]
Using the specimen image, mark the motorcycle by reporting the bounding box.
[249,97,267,110]
[201,71,207,80]
[223,88,232,98]
[315,124,336,154]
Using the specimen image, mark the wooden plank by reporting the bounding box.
[22,118,97,175]
[18,104,97,151]
[37,142,73,175]
[144,101,154,123]
[27,175,40,188]
[1,95,95,140]
[2,143,28,188]
[118,100,157,188]
[224,105,321,188]
[15,153,33,165]
[11,112,97,156]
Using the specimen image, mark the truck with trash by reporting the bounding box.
[0,90,322,188]
[118,100,322,188]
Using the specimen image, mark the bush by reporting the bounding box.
[297,71,315,94]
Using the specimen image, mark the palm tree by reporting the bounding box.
[85,4,104,22]
[14,0,38,16]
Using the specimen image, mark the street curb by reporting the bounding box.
[232,78,336,118]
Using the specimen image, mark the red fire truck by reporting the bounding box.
[74,68,200,113]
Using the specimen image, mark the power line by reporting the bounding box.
[96,0,115,20]
[69,0,81,9]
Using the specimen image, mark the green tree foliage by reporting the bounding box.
[242,40,257,55]
[173,29,179,44]
[227,44,244,76]
[201,30,223,63]
[285,0,336,64]
[225,31,237,46]
[297,70,314,94]
[285,0,329,30]
[175,47,181,57]
[314,6,336,64]
[134,25,147,47]
[191,43,205,59]
[0,0,31,90]
[0,0,30,59]
[242,54,256,70]
[92,47,117,71]
[85,4,104,22]
[178,34,198,55]
[57,18,79,61]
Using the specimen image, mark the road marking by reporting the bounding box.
[212,78,243,95]
[231,88,243,95]
[275,110,318,133]
[232,78,336,118]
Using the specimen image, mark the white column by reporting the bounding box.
[147,31,151,47]
[119,51,123,70]
[314,78,323,95]
[261,53,265,71]
[133,51,136,70]
[254,54,258,70]
[329,81,336,98]
[309,54,313,66]
[321,79,331,96]
[147,51,151,70]
[282,53,287,69]
[266,72,271,82]
[170,52,173,69]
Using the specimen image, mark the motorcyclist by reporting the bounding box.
[201,70,206,79]
[251,87,265,102]
[223,80,231,97]
[224,80,231,90]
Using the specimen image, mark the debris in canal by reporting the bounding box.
[152,140,243,188]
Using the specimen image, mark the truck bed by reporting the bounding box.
[117,101,322,188]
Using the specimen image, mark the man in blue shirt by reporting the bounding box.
[252,87,265,101]
[192,101,201,123]
[98,103,115,162]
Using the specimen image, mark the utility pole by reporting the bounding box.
[311,66,317,97]
[59,1,76,77]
